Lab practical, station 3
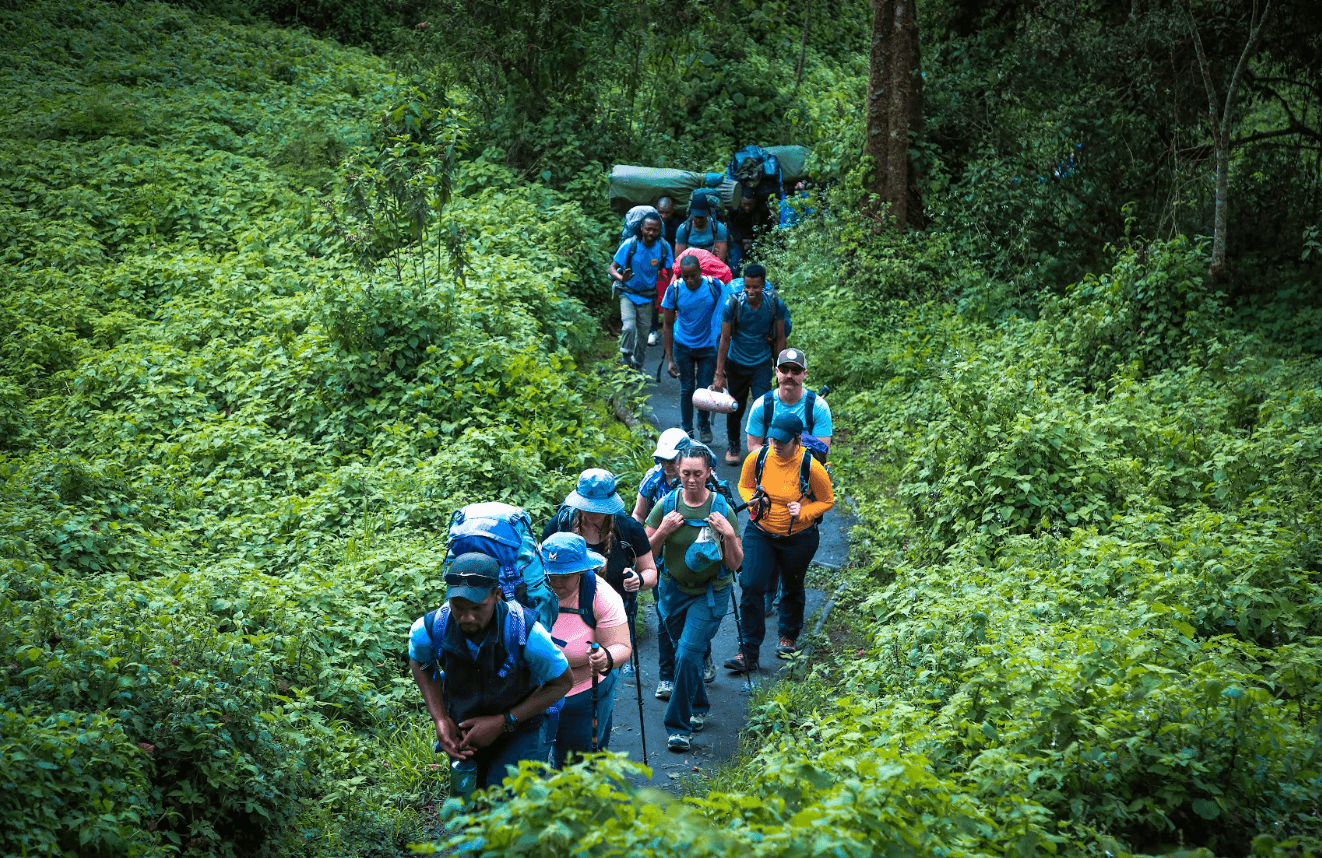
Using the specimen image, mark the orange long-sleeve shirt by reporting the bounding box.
[738,447,834,536]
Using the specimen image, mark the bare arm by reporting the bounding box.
[773,316,787,356]
[588,622,632,674]
[630,495,653,524]
[713,320,734,388]
[713,240,728,263]
[663,308,678,377]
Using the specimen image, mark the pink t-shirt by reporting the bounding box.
[551,580,627,696]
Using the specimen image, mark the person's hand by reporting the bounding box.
[435,716,469,759]
[658,510,685,538]
[588,644,610,674]
[707,511,735,538]
[667,360,679,378]
[712,370,726,392]
[787,501,802,518]
[622,266,633,281]
[457,714,506,751]
[622,568,641,593]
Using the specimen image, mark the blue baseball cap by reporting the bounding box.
[445,553,501,603]
[767,412,803,444]
[563,468,625,515]
[541,532,606,576]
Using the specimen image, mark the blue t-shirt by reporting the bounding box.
[721,282,786,368]
[676,219,728,250]
[637,464,679,508]
[613,236,674,306]
[662,277,723,349]
[409,609,569,684]
[744,388,833,439]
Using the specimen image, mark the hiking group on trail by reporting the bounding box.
[408,145,836,794]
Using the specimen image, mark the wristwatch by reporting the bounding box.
[503,711,519,733]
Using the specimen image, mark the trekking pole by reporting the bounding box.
[622,571,648,766]
[728,580,755,691]
[590,642,601,753]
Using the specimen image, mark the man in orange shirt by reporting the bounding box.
[724,412,835,674]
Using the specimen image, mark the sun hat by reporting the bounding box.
[777,348,806,370]
[540,532,606,576]
[445,553,502,603]
[563,468,626,515]
[653,427,691,460]
[685,532,724,574]
[767,412,804,444]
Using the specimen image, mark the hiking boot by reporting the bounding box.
[698,426,713,444]
[667,733,690,752]
[690,713,705,733]
[654,680,673,701]
[703,654,716,684]
[777,637,798,658]
[723,653,757,674]
[647,330,660,346]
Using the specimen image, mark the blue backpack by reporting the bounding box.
[445,502,559,631]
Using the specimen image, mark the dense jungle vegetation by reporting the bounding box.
[1,0,1319,856]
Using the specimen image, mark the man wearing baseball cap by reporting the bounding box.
[743,347,832,455]
[408,553,573,789]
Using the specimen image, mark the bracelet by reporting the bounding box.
[603,647,615,672]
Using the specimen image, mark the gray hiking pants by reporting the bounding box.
[619,295,650,369]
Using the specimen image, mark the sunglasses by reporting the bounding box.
[777,365,806,375]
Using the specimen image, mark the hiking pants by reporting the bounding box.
[620,295,651,368]
[723,359,773,456]
[552,669,618,768]
[471,714,548,789]
[657,579,730,737]
[673,342,716,434]
[656,588,711,682]
[737,524,819,666]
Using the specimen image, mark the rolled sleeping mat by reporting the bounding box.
[608,165,743,214]
[691,387,738,414]
[763,145,812,184]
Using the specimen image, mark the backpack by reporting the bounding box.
[753,445,825,526]
[659,488,734,577]
[727,280,790,346]
[445,502,559,631]
[727,145,785,201]
[687,187,726,223]
[757,391,828,463]
[424,599,533,679]
[619,205,660,241]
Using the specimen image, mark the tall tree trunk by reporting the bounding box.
[864,0,922,231]
[1185,0,1273,279]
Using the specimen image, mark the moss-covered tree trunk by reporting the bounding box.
[864,0,923,230]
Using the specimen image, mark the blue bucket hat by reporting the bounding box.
[541,532,606,576]
[685,536,724,575]
[445,552,501,603]
[563,468,625,515]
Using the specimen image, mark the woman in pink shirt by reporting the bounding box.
[541,532,632,767]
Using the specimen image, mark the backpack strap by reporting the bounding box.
[557,569,599,629]
[497,602,531,679]
[798,450,815,501]
[759,392,775,442]
[803,390,816,436]
[753,445,770,484]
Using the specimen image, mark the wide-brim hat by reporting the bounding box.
[541,532,607,576]
[563,468,625,515]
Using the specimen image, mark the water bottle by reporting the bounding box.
[449,758,478,803]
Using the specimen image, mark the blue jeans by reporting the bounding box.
[673,342,717,433]
[655,581,711,682]
[551,670,618,767]
[724,359,773,456]
[737,525,820,666]
[658,579,730,736]
[472,715,548,789]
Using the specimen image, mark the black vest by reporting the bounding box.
[440,601,543,733]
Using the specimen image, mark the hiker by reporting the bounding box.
[663,255,727,444]
[726,194,773,275]
[408,553,573,789]
[724,412,834,675]
[610,212,674,372]
[648,197,683,348]
[744,347,832,455]
[674,195,728,264]
[540,532,632,767]
[542,469,658,635]
[631,428,717,698]
[712,264,787,465]
[645,442,743,751]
